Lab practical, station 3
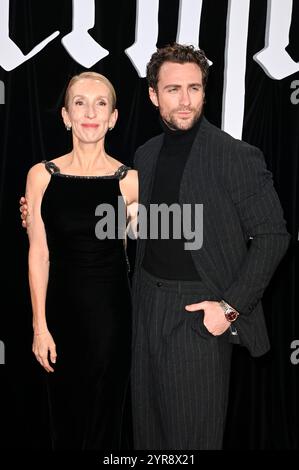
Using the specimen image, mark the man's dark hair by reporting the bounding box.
[146,43,209,91]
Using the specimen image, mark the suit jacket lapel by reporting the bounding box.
[178,117,224,297]
[134,134,163,271]
[179,116,208,204]
[139,134,163,208]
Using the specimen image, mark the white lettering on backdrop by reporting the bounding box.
[222,0,251,139]
[0,0,296,138]
[125,0,159,77]
[0,0,59,71]
[254,0,299,79]
[62,0,108,67]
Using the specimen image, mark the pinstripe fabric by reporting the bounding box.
[133,117,290,357]
[131,269,232,450]
[131,116,289,449]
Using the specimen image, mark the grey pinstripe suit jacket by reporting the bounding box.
[133,116,290,357]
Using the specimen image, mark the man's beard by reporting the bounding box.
[162,107,203,131]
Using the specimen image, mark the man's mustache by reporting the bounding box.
[174,107,194,112]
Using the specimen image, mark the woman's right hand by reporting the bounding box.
[32,330,57,373]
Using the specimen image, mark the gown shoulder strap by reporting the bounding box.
[42,160,60,175]
[114,164,131,180]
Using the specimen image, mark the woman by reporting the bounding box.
[25,71,138,449]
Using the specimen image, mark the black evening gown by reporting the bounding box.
[40,160,132,450]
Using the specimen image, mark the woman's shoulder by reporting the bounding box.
[27,162,49,181]
[107,156,129,171]
[26,162,51,196]
[124,168,138,179]
[119,166,138,204]
[44,154,70,171]
[118,165,137,181]
[26,154,68,188]
[28,154,66,174]
[107,156,137,181]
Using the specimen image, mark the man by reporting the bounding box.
[21,44,290,450]
[130,43,289,450]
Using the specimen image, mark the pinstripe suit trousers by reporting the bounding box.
[131,269,233,450]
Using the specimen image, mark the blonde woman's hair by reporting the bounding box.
[64,71,117,111]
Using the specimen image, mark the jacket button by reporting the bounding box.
[156,282,163,287]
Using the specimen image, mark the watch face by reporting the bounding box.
[225,310,239,322]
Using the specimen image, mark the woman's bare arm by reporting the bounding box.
[26,164,56,372]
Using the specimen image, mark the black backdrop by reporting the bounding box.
[0,0,298,450]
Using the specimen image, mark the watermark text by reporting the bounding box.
[94,199,203,251]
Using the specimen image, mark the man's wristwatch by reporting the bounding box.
[219,300,239,322]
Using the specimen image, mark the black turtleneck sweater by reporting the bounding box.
[142,116,202,280]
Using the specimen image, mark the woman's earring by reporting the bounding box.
[108,127,114,131]
[65,124,72,131]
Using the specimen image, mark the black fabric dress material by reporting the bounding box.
[40,161,132,450]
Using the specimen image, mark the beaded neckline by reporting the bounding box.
[42,160,130,180]
[55,172,123,180]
